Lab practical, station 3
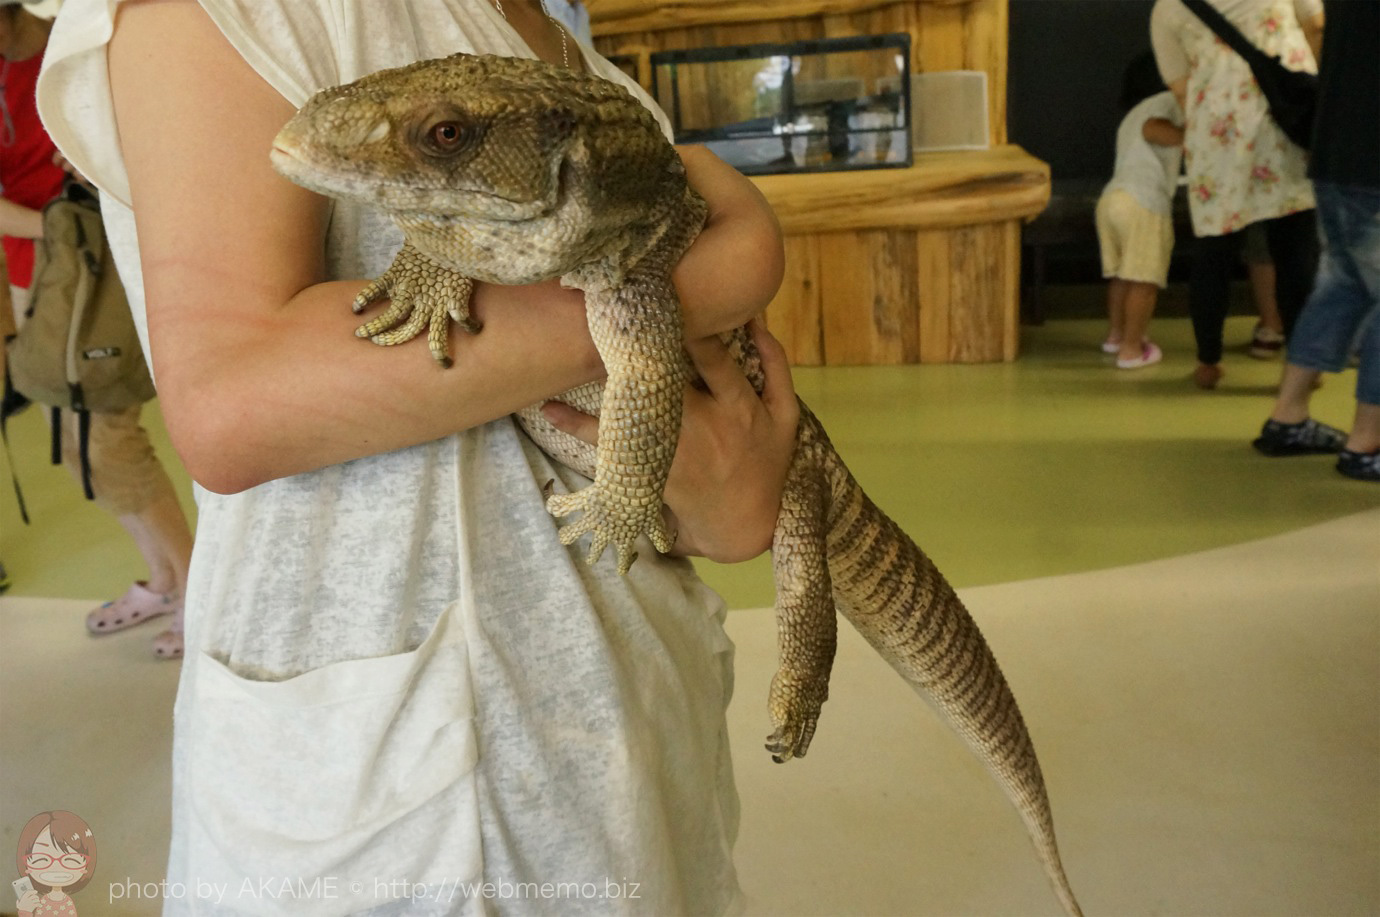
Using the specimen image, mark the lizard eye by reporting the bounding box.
[427,120,478,154]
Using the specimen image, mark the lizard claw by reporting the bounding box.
[765,668,827,762]
[351,244,477,367]
[546,483,671,575]
[353,276,390,314]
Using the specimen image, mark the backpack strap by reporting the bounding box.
[76,407,95,501]
[0,405,30,526]
[50,405,61,466]
[1180,0,1268,67]
[45,405,97,501]
[3,334,31,524]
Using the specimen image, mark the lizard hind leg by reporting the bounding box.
[764,449,837,763]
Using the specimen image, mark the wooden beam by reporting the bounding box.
[588,0,974,36]
[747,145,1050,235]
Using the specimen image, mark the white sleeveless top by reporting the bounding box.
[38,3,741,914]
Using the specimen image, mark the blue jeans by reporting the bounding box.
[1287,182,1380,406]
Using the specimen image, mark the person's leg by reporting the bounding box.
[1188,230,1239,385]
[1248,261,1282,328]
[1250,278,1283,331]
[1116,281,1162,366]
[1096,192,1129,352]
[1347,402,1380,453]
[1263,208,1321,340]
[125,483,194,659]
[1335,190,1380,479]
[1257,184,1377,459]
[1270,363,1324,423]
[1105,277,1129,351]
[64,407,194,649]
[1247,259,1286,358]
[1243,224,1284,348]
[117,486,192,597]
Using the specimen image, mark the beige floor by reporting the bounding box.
[3,509,1377,916]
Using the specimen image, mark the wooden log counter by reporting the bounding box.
[589,0,1050,364]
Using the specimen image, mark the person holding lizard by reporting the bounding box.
[37,0,796,912]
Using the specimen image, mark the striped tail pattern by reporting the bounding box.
[764,386,1081,915]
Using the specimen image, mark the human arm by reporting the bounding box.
[1149,0,1190,110]
[1294,0,1324,61]
[108,0,781,494]
[1142,117,1185,147]
[673,144,784,326]
[0,198,43,239]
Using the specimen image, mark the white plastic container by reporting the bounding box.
[911,70,990,152]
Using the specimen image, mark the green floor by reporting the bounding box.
[3,316,1376,608]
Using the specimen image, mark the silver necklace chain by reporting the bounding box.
[492,0,570,70]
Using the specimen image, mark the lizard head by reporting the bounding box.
[271,54,593,221]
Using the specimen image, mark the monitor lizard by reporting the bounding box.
[270,52,1082,916]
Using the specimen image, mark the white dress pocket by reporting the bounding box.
[182,604,483,915]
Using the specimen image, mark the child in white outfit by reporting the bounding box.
[1095,89,1185,368]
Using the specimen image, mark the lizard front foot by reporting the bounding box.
[353,243,479,367]
[764,669,829,762]
[544,481,676,575]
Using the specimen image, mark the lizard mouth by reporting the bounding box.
[270,141,559,220]
[269,142,325,191]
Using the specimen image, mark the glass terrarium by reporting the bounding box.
[650,33,912,175]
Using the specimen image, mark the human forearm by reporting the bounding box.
[158,172,779,495]
[1302,12,1324,62]
[150,275,602,494]
[0,198,43,240]
[174,147,783,494]
[1142,117,1185,147]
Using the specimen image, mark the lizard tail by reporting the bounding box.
[807,408,1082,917]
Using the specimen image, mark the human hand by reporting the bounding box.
[541,317,800,563]
[17,887,40,915]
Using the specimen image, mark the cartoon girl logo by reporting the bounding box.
[13,812,96,917]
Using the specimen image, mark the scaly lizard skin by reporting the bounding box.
[271,53,1081,916]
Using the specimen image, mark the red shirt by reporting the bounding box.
[1,54,66,289]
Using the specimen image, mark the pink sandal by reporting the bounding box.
[86,581,179,635]
[1116,341,1163,369]
[152,620,184,660]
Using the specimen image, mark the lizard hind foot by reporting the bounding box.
[546,484,673,575]
[764,715,819,763]
[765,669,826,762]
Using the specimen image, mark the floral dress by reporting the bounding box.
[1151,0,1318,237]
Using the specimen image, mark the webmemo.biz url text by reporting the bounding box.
[378,878,642,904]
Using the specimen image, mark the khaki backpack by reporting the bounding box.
[5,182,155,500]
